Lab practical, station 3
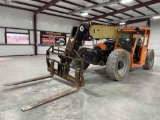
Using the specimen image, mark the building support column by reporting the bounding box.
[34,14,37,55]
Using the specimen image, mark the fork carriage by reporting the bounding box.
[4,46,85,111]
[46,46,85,89]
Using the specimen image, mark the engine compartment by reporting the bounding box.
[82,39,116,65]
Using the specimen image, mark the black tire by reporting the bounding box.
[72,47,90,70]
[143,49,154,70]
[106,49,130,81]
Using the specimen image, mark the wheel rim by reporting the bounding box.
[117,56,128,76]
[150,55,154,66]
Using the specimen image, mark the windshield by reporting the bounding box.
[119,32,130,41]
[118,32,131,44]
[116,32,132,52]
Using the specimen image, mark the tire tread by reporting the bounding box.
[106,49,130,81]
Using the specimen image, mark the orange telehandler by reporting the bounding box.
[4,23,154,111]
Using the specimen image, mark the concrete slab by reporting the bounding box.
[0,55,160,120]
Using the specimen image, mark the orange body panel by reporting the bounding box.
[114,27,150,68]
[137,47,148,65]
[96,43,107,50]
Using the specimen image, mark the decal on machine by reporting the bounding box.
[80,26,84,32]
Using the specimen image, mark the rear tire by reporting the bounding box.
[106,49,130,81]
[143,49,154,70]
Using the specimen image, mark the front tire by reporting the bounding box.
[143,49,154,70]
[71,47,90,70]
[106,49,130,81]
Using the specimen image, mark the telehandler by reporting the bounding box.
[4,23,154,111]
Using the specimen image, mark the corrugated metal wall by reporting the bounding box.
[150,20,160,57]
[0,6,80,56]
[0,6,159,56]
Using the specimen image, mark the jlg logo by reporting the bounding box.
[80,26,84,32]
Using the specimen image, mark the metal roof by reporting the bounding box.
[0,0,160,24]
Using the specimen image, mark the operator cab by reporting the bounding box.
[117,31,143,49]
[115,28,147,64]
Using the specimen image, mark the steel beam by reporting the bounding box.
[135,0,159,14]
[84,0,160,22]
[127,18,150,25]
[61,0,113,21]
[111,18,150,26]
[0,2,82,21]
[34,0,60,55]
[119,2,146,16]
[34,0,61,15]
[84,0,134,18]
[32,0,112,22]
[69,0,119,15]
[34,15,37,55]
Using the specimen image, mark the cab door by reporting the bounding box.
[138,31,149,65]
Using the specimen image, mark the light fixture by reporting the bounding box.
[120,0,133,4]
[81,12,88,16]
[119,22,126,25]
[153,16,160,19]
